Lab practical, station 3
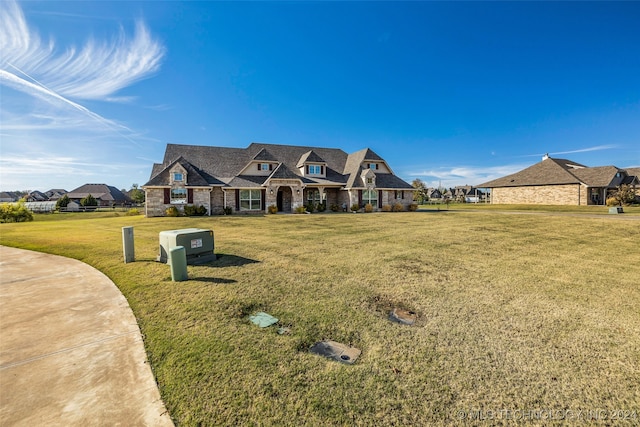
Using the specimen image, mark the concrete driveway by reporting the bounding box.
[0,246,173,426]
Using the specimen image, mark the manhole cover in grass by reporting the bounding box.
[389,308,417,325]
[309,340,361,364]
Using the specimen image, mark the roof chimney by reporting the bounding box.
[542,153,549,161]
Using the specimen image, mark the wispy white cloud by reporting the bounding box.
[0,0,165,101]
[0,0,165,190]
[519,144,617,158]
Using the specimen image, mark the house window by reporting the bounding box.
[260,163,270,171]
[173,172,184,181]
[308,165,322,174]
[171,188,187,204]
[369,163,378,170]
[307,189,321,203]
[240,189,261,210]
[366,178,373,184]
[363,189,378,206]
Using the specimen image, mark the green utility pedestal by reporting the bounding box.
[122,226,135,263]
[170,246,188,282]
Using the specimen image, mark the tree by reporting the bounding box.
[411,178,428,204]
[129,184,145,204]
[56,194,70,210]
[609,184,637,206]
[80,194,98,207]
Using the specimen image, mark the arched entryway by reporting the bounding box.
[277,187,293,212]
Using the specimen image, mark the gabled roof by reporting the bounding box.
[296,150,326,167]
[479,157,638,189]
[145,156,225,187]
[624,167,640,180]
[269,163,303,181]
[479,158,584,188]
[66,184,131,202]
[252,148,279,162]
[571,166,621,187]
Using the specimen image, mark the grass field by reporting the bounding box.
[1,207,639,425]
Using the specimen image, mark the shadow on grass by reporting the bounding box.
[190,277,237,284]
[209,254,260,268]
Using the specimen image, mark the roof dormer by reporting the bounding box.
[297,150,327,178]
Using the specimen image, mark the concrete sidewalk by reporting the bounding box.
[0,246,173,426]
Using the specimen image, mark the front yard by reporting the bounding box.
[1,209,638,425]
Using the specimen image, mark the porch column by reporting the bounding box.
[292,185,305,209]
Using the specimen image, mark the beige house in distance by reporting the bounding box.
[478,155,640,205]
[143,142,414,216]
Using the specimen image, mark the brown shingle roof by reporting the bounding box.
[146,142,412,190]
[479,158,583,187]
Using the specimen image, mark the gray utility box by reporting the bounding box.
[157,228,216,265]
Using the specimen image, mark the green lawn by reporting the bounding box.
[1,209,639,425]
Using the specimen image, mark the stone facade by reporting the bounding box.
[144,143,415,216]
[490,184,589,205]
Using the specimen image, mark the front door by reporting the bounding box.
[277,190,283,212]
[276,187,292,212]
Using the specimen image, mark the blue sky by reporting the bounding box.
[1,1,639,192]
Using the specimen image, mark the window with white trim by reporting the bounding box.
[363,189,378,206]
[240,189,261,210]
[369,163,378,170]
[173,172,184,181]
[308,165,322,174]
[307,189,321,204]
[171,188,187,204]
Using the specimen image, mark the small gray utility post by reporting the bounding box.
[122,226,135,263]
[169,246,188,281]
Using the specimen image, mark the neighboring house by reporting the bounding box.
[66,184,132,207]
[453,186,485,202]
[0,191,22,203]
[143,142,414,216]
[44,189,67,201]
[26,190,48,202]
[425,188,443,199]
[478,155,640,205]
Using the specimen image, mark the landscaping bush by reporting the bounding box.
[127,208,141,216]
[392,202,404,212]
[295,206,307,214]
[223,206,233,215]
[330,204,340,212]
[381,204,392,212]
[184,204,207,216]
[409,203,418,211]
[268,204,278,214]
[0,201,34,223]
[350,203,360,213]
[608,184,637,206]
[317,202,326,212]
[165,206,179,217]
[606,197,620,207]
[364,203,374,213]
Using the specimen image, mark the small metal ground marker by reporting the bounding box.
[389,308,417,325]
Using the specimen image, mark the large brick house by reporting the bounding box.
[143,143,414,216]
[478,155,640,205]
